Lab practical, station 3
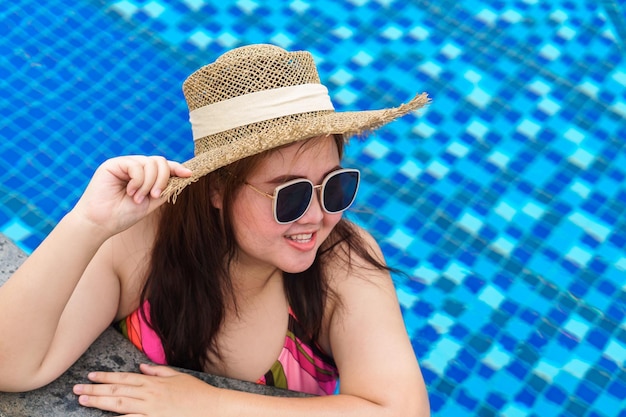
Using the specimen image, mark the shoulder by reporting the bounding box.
[322,220,390,287]
[321,223,428,412]
[319,221,397,345]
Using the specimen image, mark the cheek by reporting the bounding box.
[231,193,276,234]
[322,212,343,234]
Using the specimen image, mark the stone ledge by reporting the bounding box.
[0,234,307,416]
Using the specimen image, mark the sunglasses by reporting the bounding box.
[245,168,361,224]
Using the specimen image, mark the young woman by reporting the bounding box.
[0,44,430,416]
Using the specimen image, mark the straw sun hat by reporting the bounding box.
[162,43,429,201]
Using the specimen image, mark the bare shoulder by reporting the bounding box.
[321,223,429,413]
[324,221,393,291]
[319,222,398,349]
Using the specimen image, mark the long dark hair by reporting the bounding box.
[140,135,393,371]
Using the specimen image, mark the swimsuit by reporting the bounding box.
[117,301,339,396]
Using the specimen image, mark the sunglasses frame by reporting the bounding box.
[245,168,361,224]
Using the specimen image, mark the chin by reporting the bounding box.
[280,259,316,274]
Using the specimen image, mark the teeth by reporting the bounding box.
[287,233,313,242]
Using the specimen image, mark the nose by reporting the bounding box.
[297,187,324,224]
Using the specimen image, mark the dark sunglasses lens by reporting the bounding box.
[275,181,313,223]
[323,171,359,213]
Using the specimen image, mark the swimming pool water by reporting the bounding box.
[1,0,625,415]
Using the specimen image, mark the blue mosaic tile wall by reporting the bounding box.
[1,0,625,416]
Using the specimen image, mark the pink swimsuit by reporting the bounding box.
[118,301,339,395]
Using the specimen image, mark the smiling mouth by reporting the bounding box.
[285,233,313,243]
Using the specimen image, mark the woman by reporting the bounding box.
[0,44,430,416]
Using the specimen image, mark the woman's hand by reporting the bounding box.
[73,364,215,416]
[73,156,192,235]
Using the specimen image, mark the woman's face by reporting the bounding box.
[228,135,344,275]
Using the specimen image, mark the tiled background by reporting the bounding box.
[1,0,625,416]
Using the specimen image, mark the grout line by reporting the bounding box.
[600,0,626,50]
[416,0,626,125]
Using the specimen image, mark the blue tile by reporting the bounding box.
[2,1,626,416]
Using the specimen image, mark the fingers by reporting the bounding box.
[75,156,192,233]
[75,391,142,415]
[85,370,144,386]
[139,363,179,377]
[72,367,180,415]
[125,157,166,204]
[73,367,208,415]
[73,372,144,414]
[170,161,193,179]
[118,156,192,204]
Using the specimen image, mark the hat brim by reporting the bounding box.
[162,92,429,202]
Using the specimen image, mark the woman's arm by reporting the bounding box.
[0,211,118,392]
[75,362,425,417]
[0,156,191,392]
[324,226,430,416]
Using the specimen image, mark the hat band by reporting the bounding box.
[189,84,335,140]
